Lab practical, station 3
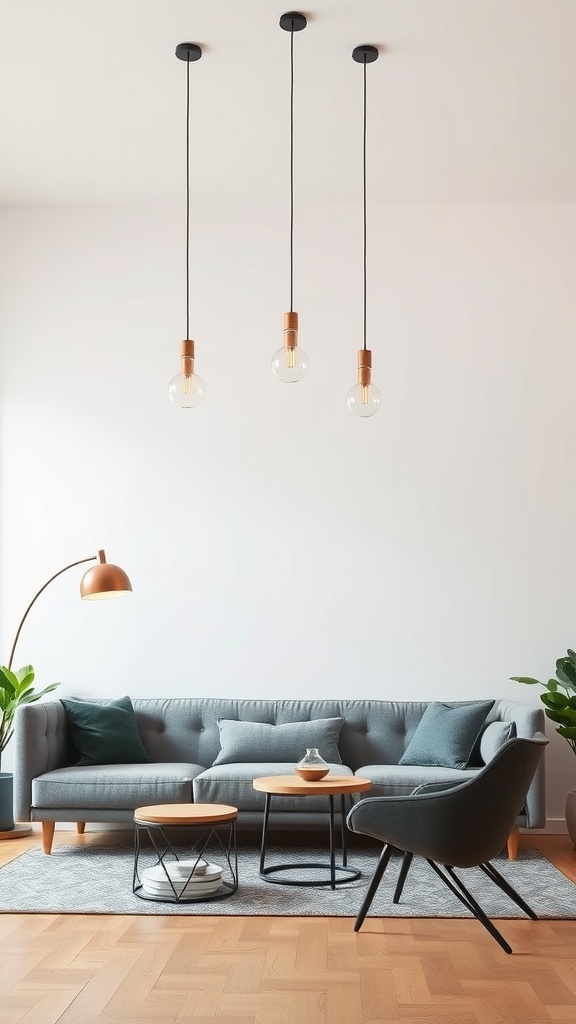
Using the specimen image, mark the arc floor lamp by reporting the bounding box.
[7,549,132,672]
[0,550,132,839]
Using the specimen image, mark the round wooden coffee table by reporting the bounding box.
[133,803,238,903]
[252,775,372,890]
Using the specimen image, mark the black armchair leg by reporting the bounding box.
[479,861,538,920]
[353,843,394,933]
[392,851,413,904]
[426,860,513,954]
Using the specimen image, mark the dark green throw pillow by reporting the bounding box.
[398,701,495,770]
[61,695,151,766]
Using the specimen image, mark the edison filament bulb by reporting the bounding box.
[168,340,206,409]
[272,311,309,383]
[347,349,381,417]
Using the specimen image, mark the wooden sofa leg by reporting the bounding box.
[77,822,86,835]
[42,821,55,855]
[507,827,519,861]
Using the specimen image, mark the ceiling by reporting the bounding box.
[0,0,575,205]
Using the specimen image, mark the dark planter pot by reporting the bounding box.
[566,790,576,847]
[0,772,15,831]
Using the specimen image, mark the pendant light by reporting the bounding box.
[272,12,309,384]
[347,45,382,418]
[168,43,206,409]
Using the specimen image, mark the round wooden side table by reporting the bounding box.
[252,774,372,890]
[133,802,238,903]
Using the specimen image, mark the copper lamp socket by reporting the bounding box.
[284,311,298,350]
[180,338,195,376]
[357,349,372,386]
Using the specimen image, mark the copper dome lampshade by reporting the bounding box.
[6,548,133,671]
[80,550,133,601]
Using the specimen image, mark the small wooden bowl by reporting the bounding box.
[295,766,329,781]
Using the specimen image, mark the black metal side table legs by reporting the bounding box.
[133,818,238,903]
[258,793,360,890]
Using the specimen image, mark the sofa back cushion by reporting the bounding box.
[128,697,536,772]
[131,698,413,770]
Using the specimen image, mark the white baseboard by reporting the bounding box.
[519,817,568,835]
[540,817,568,835]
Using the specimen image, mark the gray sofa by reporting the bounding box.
[13,697,546,854]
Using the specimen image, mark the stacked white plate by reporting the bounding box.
[141,859,223,900]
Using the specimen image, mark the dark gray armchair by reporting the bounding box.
[347,737,548,954]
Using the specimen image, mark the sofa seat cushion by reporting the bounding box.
[32,763,204,810]
[356,764,479,797]
[193,763,352,812]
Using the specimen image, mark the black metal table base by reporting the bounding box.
[259,792,360,890]
[133,818,238,904]
[260,861,361,887]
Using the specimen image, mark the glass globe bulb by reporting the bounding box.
[271,346,309,383]
[168,371,206,409]
[347,382,382,418]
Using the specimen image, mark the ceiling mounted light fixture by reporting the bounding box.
[347,44,382,418]
[169,42,206,409]
[272,12,309,384]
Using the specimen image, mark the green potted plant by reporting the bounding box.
[0,665,59,832]
[511,648,576,844]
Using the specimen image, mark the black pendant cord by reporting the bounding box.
[289,22,294,313]
[185,58,190,340]
[362,57,367,352]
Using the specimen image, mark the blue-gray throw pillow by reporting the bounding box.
[61,695,151,766]
[479,720,516,764]
[398,701,495,770]
[213,717,344,767]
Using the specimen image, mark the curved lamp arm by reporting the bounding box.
[6,550,132,672]
[7,557,97,670]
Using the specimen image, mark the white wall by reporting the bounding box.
[1,203,575,827]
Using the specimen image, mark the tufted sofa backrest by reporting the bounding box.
[131,697,541,771]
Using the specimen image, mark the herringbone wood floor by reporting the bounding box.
[1,832,575,1024]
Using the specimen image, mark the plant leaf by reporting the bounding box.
[541,692,569,709]
[0,667,16,695]
[14,665,34,687]
[547,705,576,724]
[557,725,576,741]
[0,666,19,688]
[547,679,558,691]
[556,658,576,688]
[545,709,566,724]
[509,676,541,685]
[0,666,59,755]
[15,674,35,694]
[16,687,35,702]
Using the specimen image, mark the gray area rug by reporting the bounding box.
[0,843,574,918]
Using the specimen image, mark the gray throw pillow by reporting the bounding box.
[61,695,151,766]
[398,701,495,770]
[479,720,516,764]
[212,717,344,766]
